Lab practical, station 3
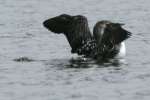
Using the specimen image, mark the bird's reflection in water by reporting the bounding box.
[48,57,127,69]
[67,57,96,68]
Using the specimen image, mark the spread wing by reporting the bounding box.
[43,14,93,54]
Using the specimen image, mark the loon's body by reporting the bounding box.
[43,14,131,60]
[76,39,126,59]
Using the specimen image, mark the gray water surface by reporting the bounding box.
[0,0,150,100]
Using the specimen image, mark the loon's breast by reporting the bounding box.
[117,42,126,58]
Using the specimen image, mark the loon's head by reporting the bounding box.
[93,20,131,58]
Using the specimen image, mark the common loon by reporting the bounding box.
[43,14,131,60]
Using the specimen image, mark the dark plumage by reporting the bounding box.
[93,20,131,58]
[43,14,92,53]
[43,14,131,59]
[94,21,131,44]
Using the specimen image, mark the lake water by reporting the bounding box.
[0,0,150,100]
